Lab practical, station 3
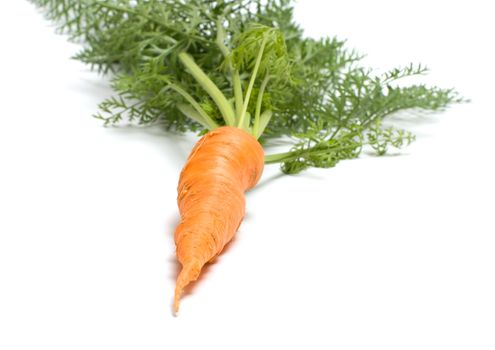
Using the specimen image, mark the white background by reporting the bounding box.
[1,1,494,349]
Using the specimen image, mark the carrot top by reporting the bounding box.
[32,0,463,173]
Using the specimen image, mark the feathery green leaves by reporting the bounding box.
[30,0,463,173]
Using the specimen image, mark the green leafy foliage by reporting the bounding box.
[265,121,363,174]
[366,120,416,156]
[30,0,463,173]
[228,23,289,78]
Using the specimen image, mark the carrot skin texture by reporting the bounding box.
[173,126,264,313]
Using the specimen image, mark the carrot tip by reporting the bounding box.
[173,260,202,316]
[173,286,182,315]
[173,279,185,316]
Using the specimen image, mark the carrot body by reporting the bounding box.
[173,126,264,313]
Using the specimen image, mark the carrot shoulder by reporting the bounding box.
[173,126,264,313]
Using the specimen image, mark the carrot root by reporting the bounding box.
[172,126,264,313]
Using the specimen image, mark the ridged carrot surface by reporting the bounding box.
[173,126,264,313]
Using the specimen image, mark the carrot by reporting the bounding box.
[173,126,264,313]
[34,0,461,314]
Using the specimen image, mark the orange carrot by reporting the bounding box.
[173,126,264,313]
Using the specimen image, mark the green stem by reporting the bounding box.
[255,110,273,139]
[264,144,358,164]
[178,52,235,126]
[264,151,295,164]
[215,20,244,123]
[252,74,270,137]
[215,19,229,57]
[237,35,268,129]
[232,70,244,121]
[166,82,218,129]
